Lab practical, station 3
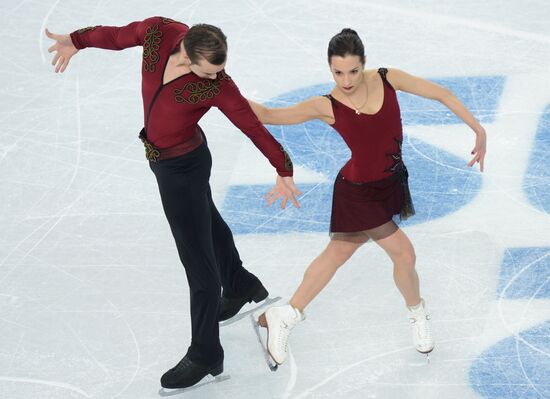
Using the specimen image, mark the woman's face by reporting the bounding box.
[329,55,365,95]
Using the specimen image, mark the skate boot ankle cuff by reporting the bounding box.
[290,305,306,321]
[407,298,425,313]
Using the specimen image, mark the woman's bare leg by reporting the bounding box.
[374,227,420,307]
[289,237,366,311]
[374,224,434,352]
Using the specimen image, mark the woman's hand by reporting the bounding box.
[45,29,79,73]
[468,128,487,172]
[265,175,302,209]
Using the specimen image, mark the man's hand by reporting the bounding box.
[265,175,302,209]
[45,29,79,73]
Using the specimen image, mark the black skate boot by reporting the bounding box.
[160,354,223,389]
[219,282,268,321]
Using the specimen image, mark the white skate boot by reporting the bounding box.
[258,304,305,365]
[407,299,434,354]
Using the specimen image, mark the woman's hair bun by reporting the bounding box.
[340,28,358,36]
[328,27,365,64]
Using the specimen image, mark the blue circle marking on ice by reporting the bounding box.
[469,246,550,399]
[469,320,550,398]
[496,247,550,300]
[222,75,503,235]
[471,105,549,399]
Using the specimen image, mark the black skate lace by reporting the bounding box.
[173,357,193,372]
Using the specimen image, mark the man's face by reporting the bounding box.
[189,57,226,80]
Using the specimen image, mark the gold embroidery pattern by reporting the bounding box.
[280,146,293,171]
[161,17,183,25]
[139,135,161,162]
[173,72,232,104]
[217,70,232,81]
[76,26,98,34]
[174,80,221,104]
[143,24,163,72]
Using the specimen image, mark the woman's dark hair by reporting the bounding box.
[183,24,227,65]
[327,28,365,65]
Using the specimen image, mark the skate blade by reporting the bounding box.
[250,314,278,372]
[416,347,434,355]
[158,375,230,396]
[220,296,282,327]
[258,312,267,328]
[416,347,434,364]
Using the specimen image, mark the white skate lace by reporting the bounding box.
[410,314,431,339]
[278,320,293,353]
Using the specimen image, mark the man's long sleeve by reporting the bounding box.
[214,76,293,177]
[69,17,156,50]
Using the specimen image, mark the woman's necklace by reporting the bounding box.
[347,79,369,115]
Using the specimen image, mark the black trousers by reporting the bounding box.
[150,140,257,366]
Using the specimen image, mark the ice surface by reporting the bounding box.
[1,1,549,398]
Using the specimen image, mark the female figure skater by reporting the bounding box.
[45,17,301,389]
[249,28,486,365]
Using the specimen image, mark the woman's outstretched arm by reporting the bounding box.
[248,97,334,125]
[388,68,487,171]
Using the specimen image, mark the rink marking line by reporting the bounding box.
[6,280,144,398]
[16,270,143,392]
[0,96,138,285]
[510,262,549,398]
[472,272,550,397]
[0,218,53,284]
[1,18,85,284]
[293,337,542,398]
[39,0,62,63]
[55,312,112,377]
[107,300,142,399]
[7,292,142,397]
[283,347,297,399]
[65,75,83,192]
[0,376,90,398]
[405,132,479,175]
[515,337,547,399]
[293,345,414,398]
